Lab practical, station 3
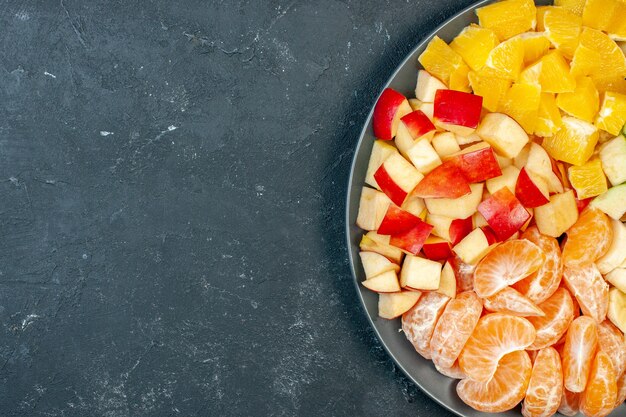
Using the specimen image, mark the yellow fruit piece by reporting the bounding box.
[543,117,599,166]
[418,36,470,92]
[535,93,563,137]
[536,6,550,32]
[555,0,585,16]
[593,75,626,95]
[515,32,551,65]
[556,77,600,123]
[568,159,608,199]
[476,0,537,41]
[468,70,511,112]
[484,37,524,80]
[583,0,617,36]
[498,83,541,134]
[450,25,499,72]
[571,28,626,93]
[544,7,582,59]
[608,2,626,41]
[596,91,626,135]
[519,50,576,93]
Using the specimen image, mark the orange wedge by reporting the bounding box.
[597,320,626,377]
[556,77,599,123]
[542,116,599,166]
[483,287,544,317]
[418,36,471,92]
[476,0,537,41]
[543,7,582,59]
[534,93,563,137]
[450,24,499,72]
[516,32,551,65]
[401,292,450,359]
[498,83,541,134]
[562,208,613,268]
[483,37,525,80]
[555,0,585,16]
[568,159,608,200]
[596,91,626,136]
[583,0,626,41]
[563,265,609,324]
[468,69,511,112]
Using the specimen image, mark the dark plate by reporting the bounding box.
[343,1,622,416]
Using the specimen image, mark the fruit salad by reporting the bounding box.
[355,0,626,415]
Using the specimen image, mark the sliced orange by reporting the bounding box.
[401,292,450,359]
[468,69,511,112]
[474,240,545,298]
[515,32,551,65]
[450,24,499,72]
[484,287,544,317]
[458,313,536,382]
[559,386,581,416]
[563,265,609,324]
[583,0,626,41]
[514,226,563,304]
[597,320,626,377]
[543,7,582,59]
[568,159,608,200]
[498,83,541,134]
[418,36,471,92]
[527,288,575,350]
[562,316,599,393]
[542,116,599,166]
[535,6,550,32]
[476,0,537,41]
[534,93,563,137]
[457,350,532,413]
[596,91,626,136]
[521,347,563,417]
[519,51,576,94]
[616,371,626,408]
[580,351,618,417]
[562,208,613,268]
[483,37,525,80]
[556,77,599,123]
[429,291,483,370]
[571,28,626,93]
[555,0,585,16]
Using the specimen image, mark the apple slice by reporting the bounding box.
[389,219,433,255]
[437,261,457,299]
[534,190,578,237]
[432,132,461,158]
[419,102,435,120]
[486,165,520,195]
[378,291,422,319]
[481,226,499,245]
[378,205,421,235]
[374,153,424,206]
[453,228,492,265]
[401,192,425,217]
[365,140,398,190]
[476,112,529,158]
[415,70,447,102]
[422,236,453,261]
[515,167,549,208]
[478,187,530,241]
[473,212,488,228]
[407,139,442,174]
[411,160,471,199]
[425,183,484,219]
[400,255,442,290]
[427,214,474,245]
[448,142,502,182]
[434,90,483,136]
[596,219,626,274]
[362,270,401,293]
[356,187,392,231]
[395,111,436,156]
[408,98,422,111]
[456,132,482,146]
[360,232,404,264]
[496,154,512,169]
[525,142,564,193]
[359,251,401,279]
[372,88,412,140]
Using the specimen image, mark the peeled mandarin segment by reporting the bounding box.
[513,227,562,304]
[562,316,599,393]
[449,24,499,72]
[559,387,581,416]
[468,70,511,112]
[542,116,599,166]
[498,83,541,134]
[580,351,618,417]
[434,361,466,380]
[563,208,613,268]
[522,347,563,417]
[458,313,536,382]
[567,159,608,200]
[543,7,582,60]
[534,93,563,137]
[429,291,482,370]
[528,288,575,350]
[418,36,470,91]
[401,292,450,359]
[597,320,626,377]
[596,91,626,136]
[515,32,551,65]
[476,0,536,41]
[473,240,544,298]
[457,350,532,413]
[563,265,609,323]
[556,77,600,123]
[483,37,524,80]
[555,0,586,16]
[616,371,626,407]
[483,287,544,317]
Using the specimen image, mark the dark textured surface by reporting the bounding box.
[0,1,474,415]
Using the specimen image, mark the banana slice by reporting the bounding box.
[608,287,626,334]
[597,219,626,274]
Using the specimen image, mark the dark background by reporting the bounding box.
[0,1,474,415]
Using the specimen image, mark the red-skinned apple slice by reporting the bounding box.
[373,88,413,140]
[476,112,529,158]
[480,226,499,245]
[362,270,401,293]
[359,251,401,279]
[378,205,421,235]
[427,214,474,245]
[415,70,447,102]
[389,220,433,255]
[425,183,484,220]
[434,90,483,136]
[576,197,592,213]
[448,142,502,183]
[526,143,564,194]
[411,160,471,199]
[374,153,423,206]
[515,167,550,208]
[403,110,436,140]
[422,236,453,260]
[378,291,422,319]
[478,187,531,241]
[365,140,398,190]
[356,187,392,231]
[360,232,404,264]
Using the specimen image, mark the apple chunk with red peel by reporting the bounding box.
[515,167,549,208]
[362,270,401,293]
[378,291,422,319]
[360,232,404,264]
[434,90,482,136]
[406,139,442,174]
[422,236,453,260]
[400,255,442,291]
[432,132,461,158]
[359,251,400,279]
[534,190,579,238]
[401,192,425,217]
[356,187,392,231]
[427,214,474,245]
[389,220,433,255]
[475,112,529,158]
[448,142,502,183]
[374,153,423,206]
[378,205,422,235]
[486,165,520,195]
[372,88,412,140]
[525,143,564,194]
[365,140,398,190]
[478,187,530,241]
[425,183,484,220]
[395,110,437,155]
[411,160,471,199]
[453,228,492,265]
[415,70,447,102]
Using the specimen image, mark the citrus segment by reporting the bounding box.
[418,36,471,92]
[563,265,609,323]
[580,351,618,417]
[571,28,626,93]
[559,387,581,416]
[562,208,613,268]
[468,70,511,112]
[583,0,626,40]
[498,83,541,134]
[401,292,450,359]
[562,316,599,393]
[555,0,585,16]
[534,93,563,137]
[483,37,524,81]
[450,24,499,72]
[616,371,626,407]
[484,287,544,317]
[521,347,563,417]
[435,361,466,380]
[543,7,582,59]
[516,32,551,65]
[568,159,608,200]
[556,77,599,123]
[528,288,575,350]
[476,0,537,41]
[597,320,626,377]
[542,116,599,166]
[596,91,626,136]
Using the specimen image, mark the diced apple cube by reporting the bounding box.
[449,142,502,182]
[453,228,491,265]
[526,143,564,193]
[356,187,392,231]
[359,251,401,279]
[362,270,401,293]
[478,187,530,241]
[415,69,447,102]
[372,88,413,140]
[432,132,461,157]
[426,214,473,245]
[360,232,404,264]
[473,212,488,228]
[401,192,425,217]
[515,167,550,208]
[437,261,457,299]
[419,102,435,120]
[400,255,442,290]
[476,112,530,158]
[599,135,626,186]
[456,132,482,146]
[596,219,626,274]
[407,139,442,174]
[486,165,520,194]
[434,90,483,136]
[365,140,398,190]
[374,153,424,206]
[496,154,512,169]
[591,184,626,220]
[422,236,453,261]
[534,190,579,237]
[425,183,484,219]
[378,291,422,319]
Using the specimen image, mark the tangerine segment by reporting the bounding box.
[562,208,613,268]
[528,288,575,350]
[430,291,483,370]
[484,287,544,317]
[559,387,581,416]
[580,351,618,417]
[514,227,563,304]
[597,320,626,377]
[616,371,626,408]
[401,292,450,359]
[449,255,475,292]
[562,316,599,393]
[474,240,544,298]
[435,361,466,380]
[458,313,536,382]
[563,265,609,323]
[457,350,532,413]
[522,347,563,417]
